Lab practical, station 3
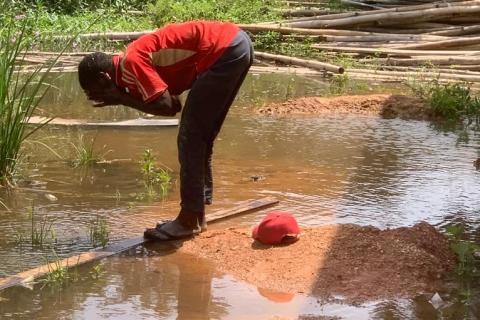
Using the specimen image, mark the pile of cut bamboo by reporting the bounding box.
[23,0,480,85]
[254,0,480,84]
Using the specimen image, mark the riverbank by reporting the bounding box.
[256,94,433,120]
[179,222,455,302]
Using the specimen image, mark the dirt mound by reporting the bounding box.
[257,94,433,120]
[179,222,455,302]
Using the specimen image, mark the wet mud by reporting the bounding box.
[257,94,433,120]
[179,222,455,302]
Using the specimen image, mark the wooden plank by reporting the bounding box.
[0,197,278,291]
[27,116,179,128]
[206,197,279,223]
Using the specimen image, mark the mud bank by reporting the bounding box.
[257,94,433,120]
[179,222,455,302]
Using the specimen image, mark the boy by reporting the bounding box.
[78,21,253,240]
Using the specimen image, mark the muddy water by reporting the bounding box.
[0,72,479,319]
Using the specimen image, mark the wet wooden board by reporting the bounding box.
[27,116,179,128]
[0,197,278,291]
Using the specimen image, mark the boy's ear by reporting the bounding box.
[97,72,115,89]
[99,72,112,81]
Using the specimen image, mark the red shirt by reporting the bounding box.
[113,21,240,102]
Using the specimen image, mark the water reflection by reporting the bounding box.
[1,244,477,319]
[0,72,479,319]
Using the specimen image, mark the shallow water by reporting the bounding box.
[0,72,479,319]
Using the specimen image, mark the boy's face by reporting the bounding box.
[84,72,114,101]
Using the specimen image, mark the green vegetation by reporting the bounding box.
[90,263,105,280]
[0,8,58,186]
[13,0,148,14]
[71,135,111,168]
[137,149,172,200]
[329,73,349,95]
[88,216,110,248]
[325,0,350,10]
[409,78,480,126]
[446,224,480,308]
[14,204,57,248]
[40,250,80,287]
[149,0,281,27]
[32,9,150,36]
[253,31,316,58]
[446,224,480,278]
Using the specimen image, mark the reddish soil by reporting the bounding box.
[179,222,455,302]
[257,94,433,120]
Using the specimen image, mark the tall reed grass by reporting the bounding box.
[0,6,58,186]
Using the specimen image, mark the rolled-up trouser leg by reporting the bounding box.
[178,31,253,218]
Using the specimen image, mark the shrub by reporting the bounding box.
[148,0,280,26]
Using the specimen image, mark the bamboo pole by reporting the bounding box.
[373,65,480,76]
[70,26,389,41]
[358,25,461,34]
[394,35,480,50]
[323,34,448,42]
[279,9,334,17]
[313,44,480,56]
[380,56,480,66]
[340,0,383,9]
[238,24,375,36]
[427,24,480,36]
[348,68,480,81]
[283,0,480,24]
[255,51,344,73]
[286,5,480,29]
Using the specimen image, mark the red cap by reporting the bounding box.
[252,211,300,245]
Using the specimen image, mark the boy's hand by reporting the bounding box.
[171,95,182,114]
[87,86,122,107]
[86,77,123,107]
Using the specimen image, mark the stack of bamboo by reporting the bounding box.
[252,0,480,84]
[23,0,480,84]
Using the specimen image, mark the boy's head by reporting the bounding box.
[78,52,114,95]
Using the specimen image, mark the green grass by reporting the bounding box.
[408,78,480,127]
[90,263,105,280]
[71,135,111,168]
[149,0,281,26]
[40,250,80,287]
[0,8,59,186]
[137,149,172,200]
[88,216,110,248]
[445,224,480,308]
[29,204,57,247]
[13,203,57,248]
[253,31,316,58]
[329,73,349,95]
[34,10,151,34]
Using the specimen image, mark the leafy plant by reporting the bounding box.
[408,78,480,126]
[329,73,349,95]
[88,216,110,248]
[148,0,281,26]
[13,0,148,14]
[90,263,105,280]
[71,134,111,167]
[253,31,316,59]
[445,224,480,309]
[137,149,172,200]
[446,224,480,277]
[40,250,79,287]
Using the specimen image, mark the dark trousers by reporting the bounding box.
[178,31,253,215]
